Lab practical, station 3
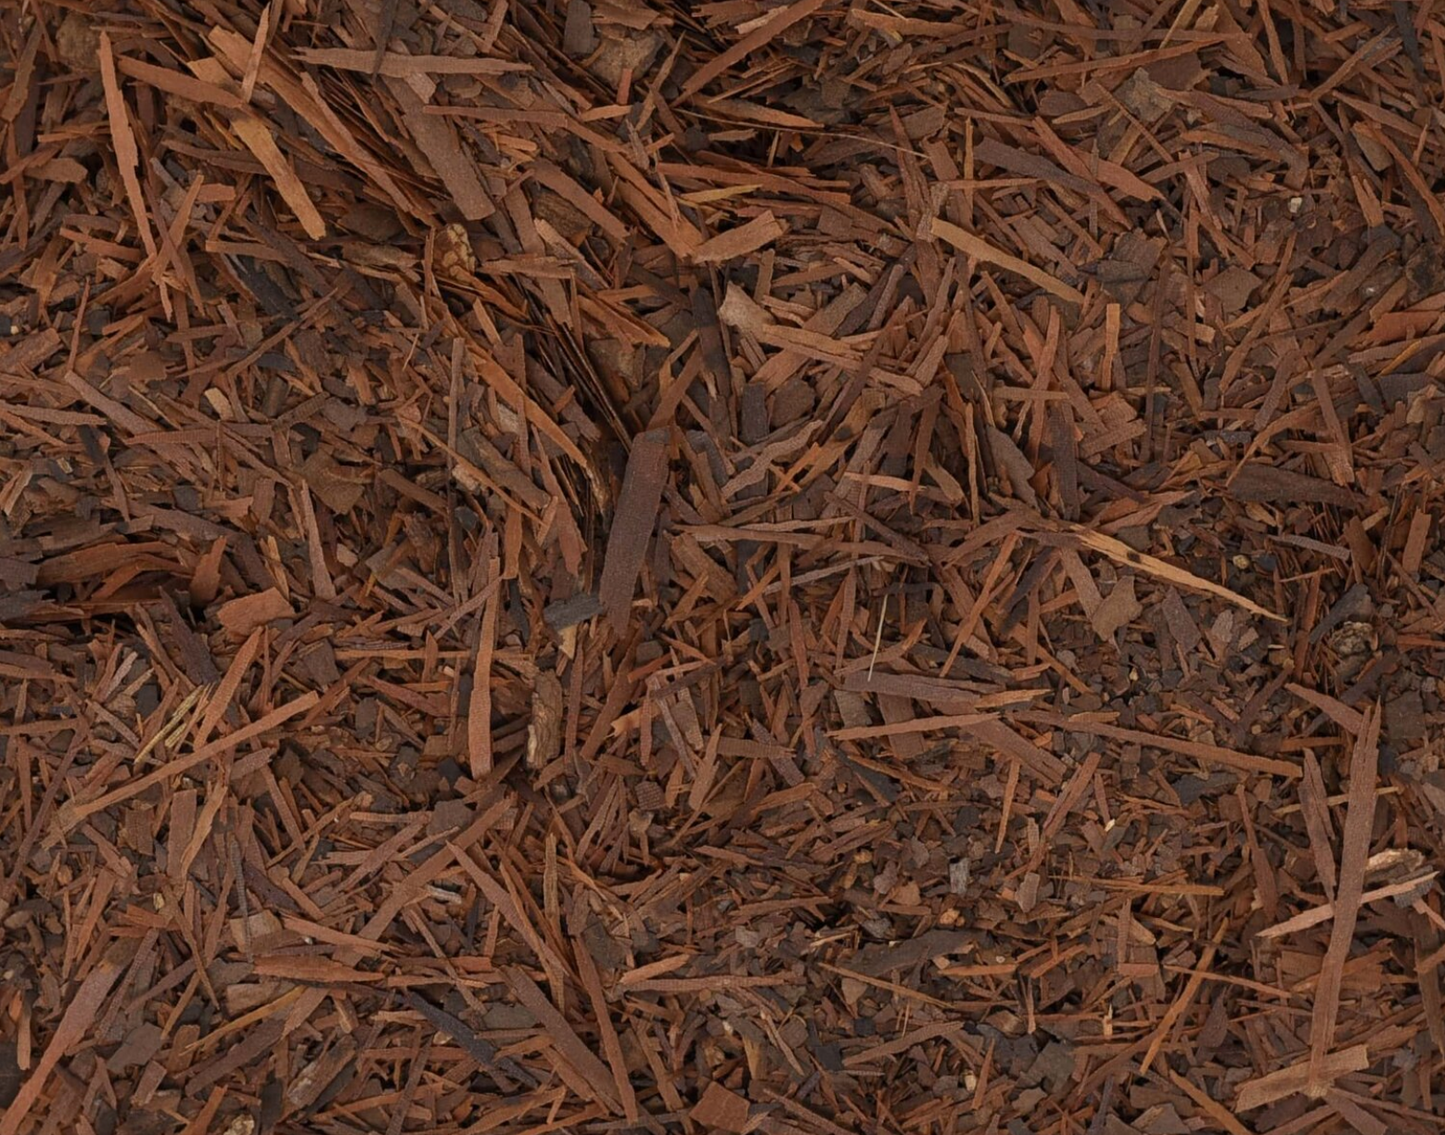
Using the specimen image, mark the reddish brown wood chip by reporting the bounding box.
[691,1082,750,1133]
[215,588,293,635]
[5,2,1441,1132]
[694,211,785,263]
[598,427,669,634]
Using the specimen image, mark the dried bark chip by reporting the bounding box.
[526,671,564,769]
[55,11,101,71]
[216,588,294,635]
[563,0,597,57]
[1230,464,1360,508]
[852,929,979,976]
[434,222,478,278]
[0,1044,20,1109]
[987,427,1040,507]
[107,1023,166,1073]
[1091,576,1142,639]
[598,428,669,635]
[301,451,368,513]
[589,28,661,88]
[1159,588,1202,652]
[634,780,664,811]
[543,592,602,631]
[1205,265,1261,314]
[1385,688,1426,746]
[386,78,493,221]
[691,1082,749,1133]
[694,211,785,263]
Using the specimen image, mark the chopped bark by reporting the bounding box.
[0,2,1442,1135]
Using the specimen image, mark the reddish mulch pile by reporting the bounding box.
[2,2,1444,1133]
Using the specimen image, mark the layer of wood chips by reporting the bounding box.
[2,1,1444,1134]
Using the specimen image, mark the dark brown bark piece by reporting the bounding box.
[598,428,669,635]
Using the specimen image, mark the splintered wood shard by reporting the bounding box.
[599,428,669,635]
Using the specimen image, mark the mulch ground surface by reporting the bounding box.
[2,1,1444,1133]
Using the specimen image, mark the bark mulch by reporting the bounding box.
[1,2,1444,1134]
